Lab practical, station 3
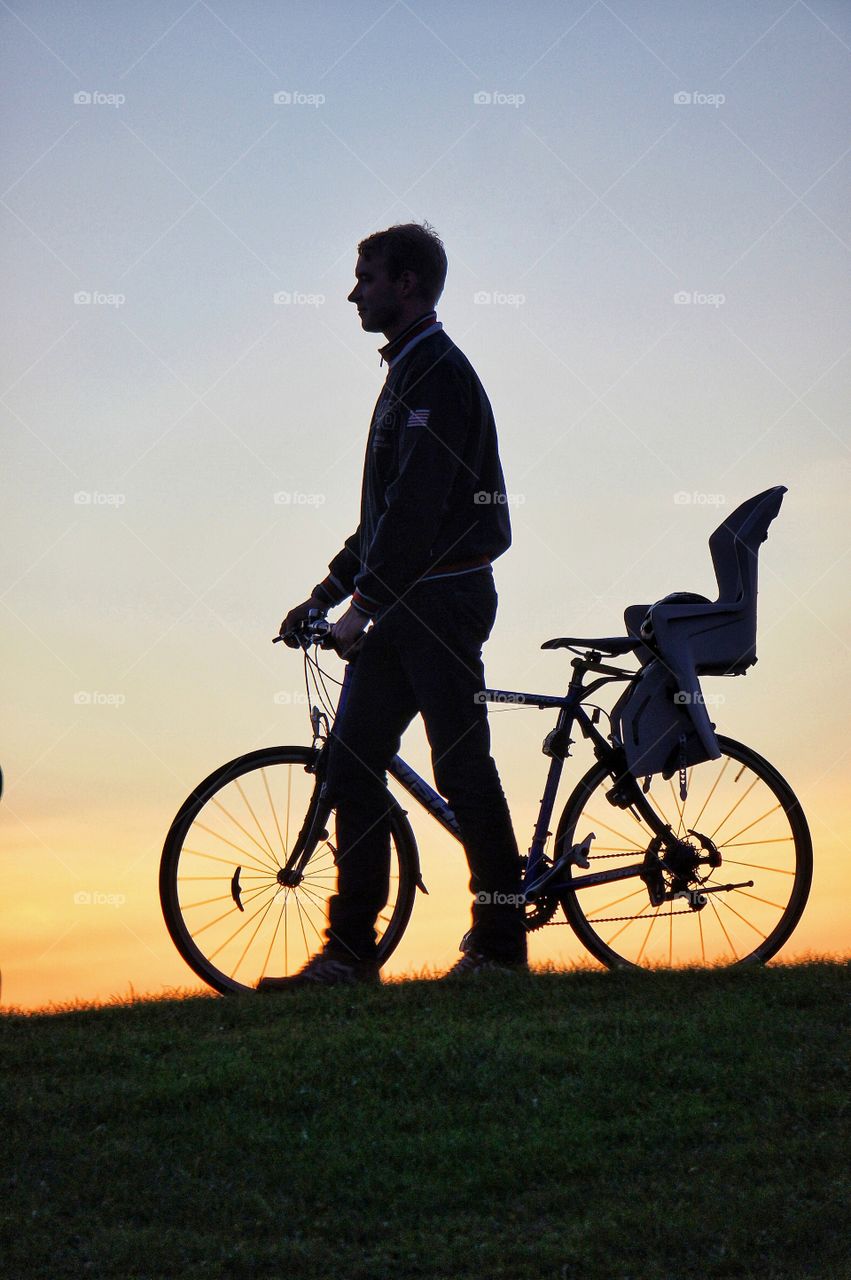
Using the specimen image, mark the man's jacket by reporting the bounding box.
[313,320,512,615]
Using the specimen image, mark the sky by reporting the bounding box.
[2,0,849,1009]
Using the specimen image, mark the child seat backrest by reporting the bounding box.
[612,486,787,779]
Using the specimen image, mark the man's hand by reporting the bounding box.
[279,595,324,648]
[329,604,369,658]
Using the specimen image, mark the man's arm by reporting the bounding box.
[279,527,361,647]
[311,527,361,607]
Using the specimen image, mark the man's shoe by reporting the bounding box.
[256,950,380,991]
[441,949,529,979]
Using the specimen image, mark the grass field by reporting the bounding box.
[1,960,848,1280]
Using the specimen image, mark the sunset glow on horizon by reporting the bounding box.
[3,1,849,1011]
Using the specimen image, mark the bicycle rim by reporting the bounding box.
[556,736,812,970]
[160,745,417,994]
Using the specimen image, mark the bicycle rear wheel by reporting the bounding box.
[160,745,418,994]
[556,736,812,969]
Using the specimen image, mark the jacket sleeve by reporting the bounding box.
[312,528,361,606]
[351,363,473,613]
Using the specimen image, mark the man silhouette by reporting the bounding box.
[259,223,527,989]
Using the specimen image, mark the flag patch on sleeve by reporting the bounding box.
[406,408,431,428]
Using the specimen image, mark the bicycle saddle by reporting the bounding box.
[541,635,641,656]
[612,485,788,779]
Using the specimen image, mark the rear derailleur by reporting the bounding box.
[640,829,723,909]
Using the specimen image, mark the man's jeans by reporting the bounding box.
[320,569,527,964]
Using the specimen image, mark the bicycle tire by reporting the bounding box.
[555,736,812,970]
[160,745,419,994]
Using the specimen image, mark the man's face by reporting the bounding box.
[347,253,406,334]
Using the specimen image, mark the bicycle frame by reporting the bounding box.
[324,648,650,902]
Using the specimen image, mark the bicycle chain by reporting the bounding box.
[538,852,702,924]
[542,907,695,925]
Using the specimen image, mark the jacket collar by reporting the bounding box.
[378,311,441,368]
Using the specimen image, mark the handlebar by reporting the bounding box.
[272,609,332,650]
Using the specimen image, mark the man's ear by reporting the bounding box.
[397,268,419,298]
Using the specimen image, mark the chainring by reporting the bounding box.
[523,895,560,930]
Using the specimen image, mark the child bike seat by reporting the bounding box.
[612,486,787,779]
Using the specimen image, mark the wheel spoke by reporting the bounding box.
[585,885,648,919]
[234,779,281,866]
[297,882,335,913]
[722,857,795,875]
[236,881,282,909]
[634,906,662,964]
[285,765,293,857]
[189,828,277,876]
[283,887,290,974]
[232,891,283,979]
[293,890,324,953]
[180,892,237,910]
[668,906,673,967]
[730,887,790,912]
[689,755,730,831]
[707,774,760,842]
[608,900,655,947]
[262,766,287,861]
[205,883,281,957]
[580,813,645,850]
[643,788,675,832]
[724,836,794,847]
[210,799,281,869]
[557,736,809,971]
[260,895,287,981]
[708,895,739,961]
[712,894,769,940]
[718,803,782,846]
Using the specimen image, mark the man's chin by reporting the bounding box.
[358,314,384,333]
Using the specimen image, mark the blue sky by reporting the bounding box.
[2,0,849,1004]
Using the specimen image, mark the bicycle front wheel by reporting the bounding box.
[556,736,812,970]
[160,745,418,994]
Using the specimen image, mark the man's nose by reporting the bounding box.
[347,287,359,303]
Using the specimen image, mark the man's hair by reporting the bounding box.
[357,222,448,307]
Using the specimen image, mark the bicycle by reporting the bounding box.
[160,486,812,993]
